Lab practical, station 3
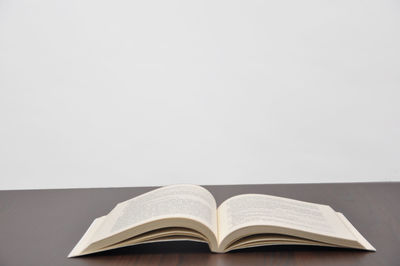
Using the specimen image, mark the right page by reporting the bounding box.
[217,194,375,252]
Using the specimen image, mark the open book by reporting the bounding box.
[68,184,375,257]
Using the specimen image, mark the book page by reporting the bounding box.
[217,194,356,243]
[93,184,218,242]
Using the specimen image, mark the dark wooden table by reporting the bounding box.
[1,182,399,266]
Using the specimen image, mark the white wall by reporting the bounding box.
[1,0,399,190]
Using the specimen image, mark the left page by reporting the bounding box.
[69,184,218,257]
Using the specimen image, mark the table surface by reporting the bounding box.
[1,182,399,266]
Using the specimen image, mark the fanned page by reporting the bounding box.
[217,194,375,252]
[69,184,218,257]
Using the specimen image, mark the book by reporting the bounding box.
[68,184,375,257]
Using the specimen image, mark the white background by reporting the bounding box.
[1,0,399,190]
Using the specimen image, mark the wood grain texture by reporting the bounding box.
[0,182,399,266]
